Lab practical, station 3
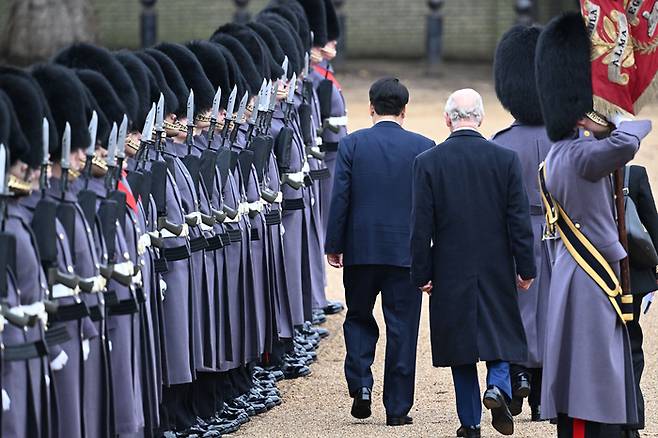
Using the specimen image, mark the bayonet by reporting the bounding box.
[60,122,71,198]
[284,73,297,123]
[281,56,289,80]
[154,93,164,152]
[83,111,98,186]
[304,52,310,77]
[186,89,195,153]
[230,92,249,145]
[40,118,50,195]
[208,86,221,142]
[136,104,155,166]
[221,85,238,142]
[115,115,128,186]
[105,123,118,190]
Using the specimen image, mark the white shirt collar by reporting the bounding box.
[374,118,401,126]
[453,126,479,132]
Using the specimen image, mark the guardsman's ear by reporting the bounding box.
[369,103,375,117]
[399,105,407,119]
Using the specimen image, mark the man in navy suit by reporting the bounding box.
[325,77,434,426]
[411,89,536,437]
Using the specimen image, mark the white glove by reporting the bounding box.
[50,350,69,371]
[160,279,168,301]
[611,113,633,127]
[2,389,10,412]
[82,339,90,361]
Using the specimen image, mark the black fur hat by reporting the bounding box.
[143,48,189,116]
[215,44,249,100]
[324,0,340,41]
[266,2,312,50]
[212,24,284,81]
[494,25,543,126]
[0,91,10,152]
[134,50,179,115]
[114,51,151,131]
[186,40,231,109]
[53,43,139,125]
[255,19,300,76]
[75,69,126,127]
[154,43,215,116]
[296,0,327,47]
[259,13,305,73]
[535,13,592,142]
[248,22,285,65]
[31,64,91,156]
[0,67,53,167]
[210,34,262,95]
[0,90,29,165]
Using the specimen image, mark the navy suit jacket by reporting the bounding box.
[324,120,435,267]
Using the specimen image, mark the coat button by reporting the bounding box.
[575,223,581,229]
[68,265,74,273]
[58,233,65,241]
[584,130,591,137]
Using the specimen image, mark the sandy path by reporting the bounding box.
[234,61,658,438]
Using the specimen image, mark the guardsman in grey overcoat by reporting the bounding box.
[0,89,52,438]
[491,25,552,421]
[535,13,651,436]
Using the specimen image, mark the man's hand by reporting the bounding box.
[517,275,534,291]
[327,254,344,268]
[420,281,433,295]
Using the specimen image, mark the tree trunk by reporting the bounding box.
[1,0,98,65]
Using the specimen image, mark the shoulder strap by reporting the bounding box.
[538,162,632,323]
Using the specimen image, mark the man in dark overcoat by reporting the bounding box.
[411,88,536,437]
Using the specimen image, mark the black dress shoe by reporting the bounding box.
[351,387,372,419]
[509,396,523,416]
[386,415,413,426]
[513,372,531,399]
[530,404,544,422]
[483,386,514,435]
[323,300,344,315]
[457,425,481,438]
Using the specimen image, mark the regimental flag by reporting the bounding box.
[581,0,658,117]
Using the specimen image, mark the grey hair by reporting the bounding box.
[444,89,485,124]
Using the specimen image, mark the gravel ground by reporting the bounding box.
[234,61,658,438]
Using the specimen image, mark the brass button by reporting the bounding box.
[58,233,65,241]
[575,223,581,229]
[584,131,591,137]
[67,265,74,273]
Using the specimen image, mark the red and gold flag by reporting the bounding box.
[580,0,658,117]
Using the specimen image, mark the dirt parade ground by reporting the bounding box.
[234,61,658,438]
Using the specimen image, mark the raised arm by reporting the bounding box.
[574,120,651,182]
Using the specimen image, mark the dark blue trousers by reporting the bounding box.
[343,265,422,417]
[451,361,512,428]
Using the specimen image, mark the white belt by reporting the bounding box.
[52,284,80,299]
[326,116,348,127]
[238,203,250,216]
[248,200,264,213]
[81,276,106,293]
[113,261,134,277]
[11,302,48,325]
[224,212,242,223]
[185,212,202,226]
[160,223,189,238]
[285,171,305,185]
[315,136,323,146]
